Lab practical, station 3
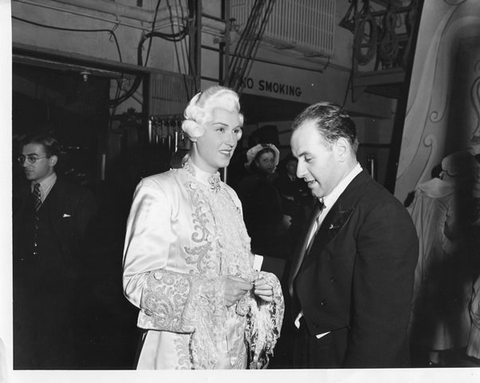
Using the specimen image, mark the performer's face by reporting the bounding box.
[193,107,243,173]
[291,121,342,199]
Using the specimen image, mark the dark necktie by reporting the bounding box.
[33,182,42,211]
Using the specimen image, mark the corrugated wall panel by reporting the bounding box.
[231,0,336,57]
[149,72,196,116]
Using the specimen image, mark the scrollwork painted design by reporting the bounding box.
[429,95,450,124]
[470,68,480,143]
[416,134,439,186]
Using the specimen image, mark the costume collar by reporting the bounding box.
[183,158,221,193]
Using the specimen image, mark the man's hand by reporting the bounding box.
[253,277,274,302]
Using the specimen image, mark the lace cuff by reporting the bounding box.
[245,271,285,369]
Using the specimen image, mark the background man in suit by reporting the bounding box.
[13,134,97,369]
[288,102,419,368]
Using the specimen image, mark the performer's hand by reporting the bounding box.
[224,275,253,307]
[253,277,273,302]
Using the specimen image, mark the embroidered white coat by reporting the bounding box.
[123,161,284,369]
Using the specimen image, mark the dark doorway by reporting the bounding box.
[12,62,140,369]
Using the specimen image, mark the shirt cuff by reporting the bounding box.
[294,311,330,339]
[253,254,264,271]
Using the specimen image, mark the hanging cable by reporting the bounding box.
[178,4,196,97]
[109,14,189,107]
[11,15,133,109]
[166,0,194,100]
[228,0,276,93]
[109,0,161,115]
[238,0,276,93]
[145,0,163,67]
[12,16,123,63]
[13,12,190,107]
[353,0,378,66]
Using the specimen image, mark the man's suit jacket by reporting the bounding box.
[289,170,419,368]
[13,176,97,278]
[13,175,97,368]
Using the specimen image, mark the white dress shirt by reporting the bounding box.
[31,172,57,203]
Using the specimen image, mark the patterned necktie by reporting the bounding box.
[33,182,42,211]
[288,200,325,297]
[305,201,325,254]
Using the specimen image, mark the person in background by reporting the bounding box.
[466,154,480,362]
[288,102,419,368]
[13,134,97,369]
[273,153,314,255]
[408,151,477,366]
[236,143,291,264]
[467,274,480,361]
[122,86,284,370]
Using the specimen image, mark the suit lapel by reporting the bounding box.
[288,171,370,296]
[299,204,354,271]
[311,171,369,248]
[43,179,68,222]
[320,204,355,242]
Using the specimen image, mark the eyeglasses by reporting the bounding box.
[17,155,48,164]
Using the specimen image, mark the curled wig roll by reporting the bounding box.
[181,86,244,141]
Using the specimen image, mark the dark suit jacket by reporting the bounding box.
[13,176,97,277]
[289,170,419,368]
[13,175,97,368]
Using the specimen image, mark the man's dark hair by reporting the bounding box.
[21,134,61,158]
[292,102,359,153]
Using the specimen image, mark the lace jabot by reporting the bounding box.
[183,158,221,193]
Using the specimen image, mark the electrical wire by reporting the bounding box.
[11,15,133,110]
[228,1,259,89]
[228,0,276,93]
[13,10,189,108]
[342,31,356,108]
[12,15,123,63]
[239,0,275,93]
[145,0,163,68]
[177,3,195,96]
[229,1,260,85]
[110,14,189,107]
[175,2,190,75]
[109,0,161,116]
[166,0,193,100]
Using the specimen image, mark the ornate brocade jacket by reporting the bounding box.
[123,159,284,369]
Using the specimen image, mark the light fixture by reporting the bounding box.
[80,70,91,82]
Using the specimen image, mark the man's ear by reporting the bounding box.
[49,155,58,167]
[334,137,349,162]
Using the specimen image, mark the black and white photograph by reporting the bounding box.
[2,1,480,382]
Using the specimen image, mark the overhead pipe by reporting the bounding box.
[14,0,149,31]
[40,0,152,23]
[15,0,187,31]
[54,0,189,26]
